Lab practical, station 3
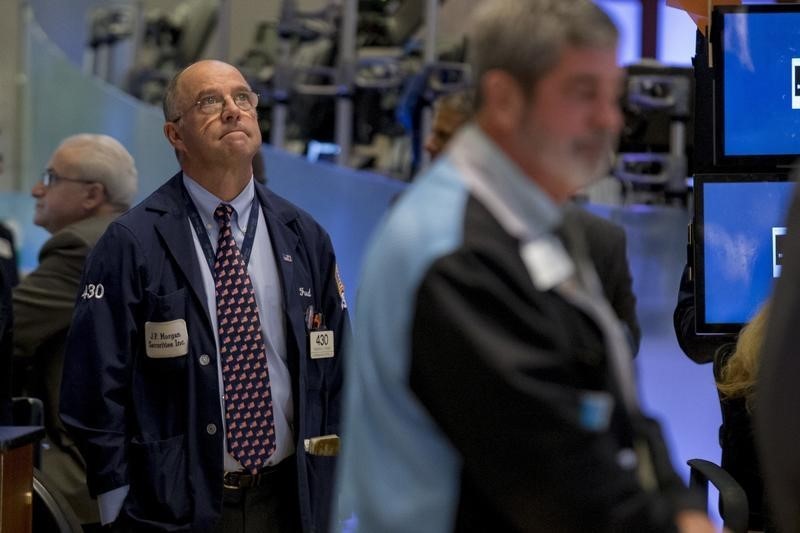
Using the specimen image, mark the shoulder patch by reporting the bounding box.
[335,264,347,309]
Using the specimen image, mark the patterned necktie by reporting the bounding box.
[214,203,276,474]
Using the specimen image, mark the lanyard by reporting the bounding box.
[450,142,640,415]
[182,184,260,278]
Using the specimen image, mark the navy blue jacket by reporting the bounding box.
[60,173,349,532]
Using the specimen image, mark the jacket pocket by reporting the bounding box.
[127,434,192,526]
[145,288,188,321]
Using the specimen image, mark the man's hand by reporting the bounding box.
[676,510,719,533]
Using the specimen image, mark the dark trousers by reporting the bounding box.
[212,459,302,533]
[111,460,301,533]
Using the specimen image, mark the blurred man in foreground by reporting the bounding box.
[335,1,711,531]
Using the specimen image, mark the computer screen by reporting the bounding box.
[712,5,800,169]
[694,174,795,334]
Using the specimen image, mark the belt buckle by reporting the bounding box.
[223,471,241,490]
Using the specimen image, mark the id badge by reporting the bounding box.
[145,319,189,358]
[309,330,334,359]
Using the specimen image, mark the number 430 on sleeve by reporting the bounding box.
[81,283,105,300]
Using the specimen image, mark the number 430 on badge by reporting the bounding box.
[309,330,334,359]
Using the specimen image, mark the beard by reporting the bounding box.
[567,134,618,190]
[508,102,622,201]
[527,132,617,198]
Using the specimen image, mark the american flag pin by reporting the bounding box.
[282,253,293,263]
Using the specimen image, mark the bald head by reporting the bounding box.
[161,60,263,198]
[163,60,245,122]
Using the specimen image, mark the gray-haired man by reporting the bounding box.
[335,1,713,531]
[14,133,138,528]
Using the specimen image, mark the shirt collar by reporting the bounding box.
[182,173,255,232]
[447,124,562,242]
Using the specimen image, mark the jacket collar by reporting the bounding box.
[146,172,302,331]
[145,171,301,228]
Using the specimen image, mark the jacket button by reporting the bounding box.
[199,354,211,366]
[206,423,217,435]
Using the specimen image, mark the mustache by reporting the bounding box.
[575,133,617,152]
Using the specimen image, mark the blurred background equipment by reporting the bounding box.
[83,2,138,85]
[77,0,476,181]
[614,62,693,205]
[74,0,709,192]
[125,0,220,105]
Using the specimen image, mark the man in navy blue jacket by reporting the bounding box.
[60,60,349,532]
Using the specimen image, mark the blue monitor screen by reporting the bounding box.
[722,10,800,157]
[697,177,794,333]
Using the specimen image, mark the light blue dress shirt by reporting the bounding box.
[182,174,294,471]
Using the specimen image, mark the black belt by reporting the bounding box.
[223,459,291,489]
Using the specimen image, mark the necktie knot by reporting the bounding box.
[214,203,235,226]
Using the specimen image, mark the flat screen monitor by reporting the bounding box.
[694,174,795,334]
[712,5,800,171]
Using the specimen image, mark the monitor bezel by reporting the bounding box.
[693,172,793,335]
[711,4,800,172]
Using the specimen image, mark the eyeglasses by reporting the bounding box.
[171,91,259,122]
[41,169,93,188]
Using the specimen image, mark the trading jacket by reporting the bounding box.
[335,125,699,532]
[60,173,348,532]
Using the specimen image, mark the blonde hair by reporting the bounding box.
[717,301,771,410]
[433,89,475,120]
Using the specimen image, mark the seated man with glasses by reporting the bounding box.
[60,60,349,533]
[12,133,138,530]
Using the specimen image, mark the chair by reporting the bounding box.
[685,342,754,533]
[13,398,85,532]
[12,396,44,426]
[12,396,44,468]
[4,399,79,531]
[32,468,83,533]
[687,458,749,533]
